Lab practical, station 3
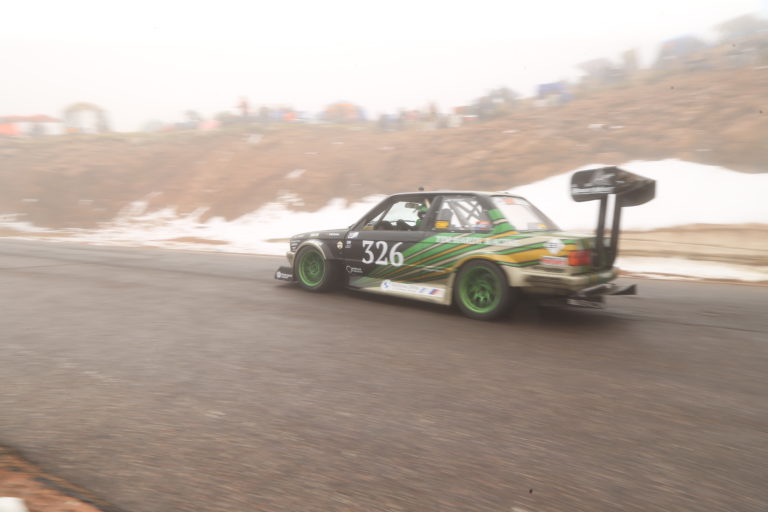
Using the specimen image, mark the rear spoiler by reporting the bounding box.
[570,167,656,267]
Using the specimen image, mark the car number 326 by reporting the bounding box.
[362,240,404,266]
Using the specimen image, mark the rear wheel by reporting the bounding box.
[295,245,338,292]
[454,260,512,320]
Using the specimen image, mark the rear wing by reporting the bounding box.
[570,167,656,267]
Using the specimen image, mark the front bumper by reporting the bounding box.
[275,265,295,282]
[275,251,297,281]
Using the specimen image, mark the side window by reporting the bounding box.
[359,198,431,231]
[432,196,492,232]
[360,208,386,231]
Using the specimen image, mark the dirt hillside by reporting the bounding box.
[0,67,766,230]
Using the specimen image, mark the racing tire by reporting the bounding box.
[295,245,339,292]
[454,260,512,320]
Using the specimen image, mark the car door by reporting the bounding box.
[343,196,437,289]
[413,194,498,277]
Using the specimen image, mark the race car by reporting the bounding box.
[275,166,655,320]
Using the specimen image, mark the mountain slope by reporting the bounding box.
[0,67,765,229]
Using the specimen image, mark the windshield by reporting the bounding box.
[492,196,558,232]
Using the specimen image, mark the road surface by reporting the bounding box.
[0,239,766,512]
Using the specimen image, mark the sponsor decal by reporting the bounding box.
[571,185,615,195]
[434,236,520,247]
[540,256,567,266]
[336,241,343,250]
[329,232,341,237]
[380,279,445,298]
[346,265,363,274]
[545,238,564,255]
[435,220,449,229]
[345,240,352,249]
[275,270,293,280]
[348,231,359,239]
[571,169,618,195]
[585,168,615,187]
[309,232,320,237]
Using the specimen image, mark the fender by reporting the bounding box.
[295,239,338,261]
[452,254,532,287]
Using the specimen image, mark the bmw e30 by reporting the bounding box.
[275,167,655,320]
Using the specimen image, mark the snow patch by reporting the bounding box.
[0,498,29,512]
[0,214,48,233]
[285,168,306,180]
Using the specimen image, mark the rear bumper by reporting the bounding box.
[518,266,638,308]
[520,267,617,293]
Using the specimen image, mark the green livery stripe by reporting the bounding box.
[496,242,545,255]
[498,260,539,267]
[372,239,547,282]
[370,243,477,279]
[356,226,590,289]
[370,231,530,280]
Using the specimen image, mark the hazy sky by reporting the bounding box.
[3,0,763,131]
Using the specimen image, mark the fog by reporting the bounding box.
[3,0,762,131]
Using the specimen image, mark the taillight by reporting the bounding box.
[568,249,591,267]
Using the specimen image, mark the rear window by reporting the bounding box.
[492,196,557,232]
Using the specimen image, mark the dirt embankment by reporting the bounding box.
[621,224,768,266]
[0,67,766,230]
[0,446,111,512]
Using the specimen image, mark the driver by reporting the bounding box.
[414,200,430,230]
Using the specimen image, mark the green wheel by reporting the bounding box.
[295,245,338,292]
[454,260,512,320]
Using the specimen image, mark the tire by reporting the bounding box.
[454,260,512,320]
[295,245,338,292]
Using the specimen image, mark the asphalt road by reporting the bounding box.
[1,239,766,512]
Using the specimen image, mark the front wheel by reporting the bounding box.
[295,245,338,292]
[454,260,513,320]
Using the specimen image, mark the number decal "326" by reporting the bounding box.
[362,240,404,266]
